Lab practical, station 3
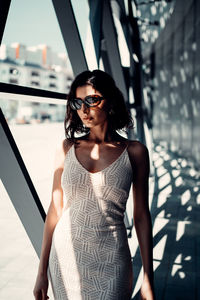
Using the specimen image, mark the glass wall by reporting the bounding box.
[145,0,200,168]
[0,0,73,124]
[0,1,69,297]
[0,105,64,298]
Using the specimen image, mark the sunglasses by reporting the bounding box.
[69,95,104,110]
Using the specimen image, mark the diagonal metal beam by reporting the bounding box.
[0,108,45,257]
[0,0,11,45]
[88,0,103,67]
[0,82,67,100]
[102,0,128,101]
[52,0,88,76]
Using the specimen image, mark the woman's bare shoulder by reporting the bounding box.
[62,138,74,154]
[127,140,149,166]
[54,139,73,168]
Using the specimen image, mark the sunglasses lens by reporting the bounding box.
[70,99,82,110]
[70,95,103,110]
[85,96,101,107]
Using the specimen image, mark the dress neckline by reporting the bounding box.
[72,144,128,175]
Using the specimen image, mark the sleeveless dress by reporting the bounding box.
[48,144,133,300]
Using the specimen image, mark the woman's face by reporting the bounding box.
[75,85,108,129]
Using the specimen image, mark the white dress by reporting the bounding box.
[48,144,133,299]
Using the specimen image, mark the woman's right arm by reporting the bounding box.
[33,139,70,300]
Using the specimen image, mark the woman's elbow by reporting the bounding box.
[134,210,152,227]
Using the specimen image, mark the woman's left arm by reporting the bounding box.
[128,141,155,300]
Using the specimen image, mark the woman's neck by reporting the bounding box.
[88,124,115,143]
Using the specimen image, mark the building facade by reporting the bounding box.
[0,43,73,123]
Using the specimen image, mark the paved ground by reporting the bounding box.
[0,122,64,300]
[0,123,199,299]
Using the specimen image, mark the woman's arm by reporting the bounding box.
[33,139,70,300]
[128,141,155,300]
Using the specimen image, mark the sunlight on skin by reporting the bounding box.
[75,85,127,168]
[90,143,120,161]
[51,190,64,217]
[76,85,109,143]
[90,144,99,160]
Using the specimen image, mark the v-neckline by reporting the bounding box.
[73,144,128,174]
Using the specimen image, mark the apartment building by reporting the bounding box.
[0,43,73,123]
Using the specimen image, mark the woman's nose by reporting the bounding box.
[81,102,89,113]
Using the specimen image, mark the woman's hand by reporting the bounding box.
[33,273,49,300]
[140,278,155,300]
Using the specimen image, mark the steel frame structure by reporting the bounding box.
[0,0,145,256]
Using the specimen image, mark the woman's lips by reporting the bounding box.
[83,117,93,121]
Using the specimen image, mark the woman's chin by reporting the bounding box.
[82,119,94,127]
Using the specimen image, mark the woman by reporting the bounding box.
[33,70,155,300]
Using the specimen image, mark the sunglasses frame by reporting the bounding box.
[69,95,104,110]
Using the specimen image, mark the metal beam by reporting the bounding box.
[0,92,66,106]
[88,0,103,67]
[0,0,11,45]
[102,0,128,100]
[52,0,88,76]
[0,108,45,257]
[127,0,146,144]
[0,82,67,100]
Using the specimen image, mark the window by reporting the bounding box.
[9,67,19,75]
[9,78,18,84]
[49,74,57,79]
[31,71,39,76]
[49,83,57,88]
[31,81,40,86]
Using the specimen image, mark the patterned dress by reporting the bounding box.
[48,144,133,299]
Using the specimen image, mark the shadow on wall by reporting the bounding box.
[132,143,200,300]
[149,0,200,169]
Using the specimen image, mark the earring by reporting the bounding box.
[109,109,114,115]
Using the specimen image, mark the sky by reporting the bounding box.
[2,0,88,54]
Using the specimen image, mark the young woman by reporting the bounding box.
[33,70,155,300]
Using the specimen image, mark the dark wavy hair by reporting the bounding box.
[64,69,133,141]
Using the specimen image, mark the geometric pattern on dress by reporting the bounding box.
[48,144,133,299]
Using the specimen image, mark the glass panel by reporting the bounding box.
[0,94,66,124]
[0,180,43,299]
[146,1,200,165]
[0,96,65,298]
[71,0,98,70]
[136,0,175,51]
[112,12,130,68]
[0,0,73,93]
